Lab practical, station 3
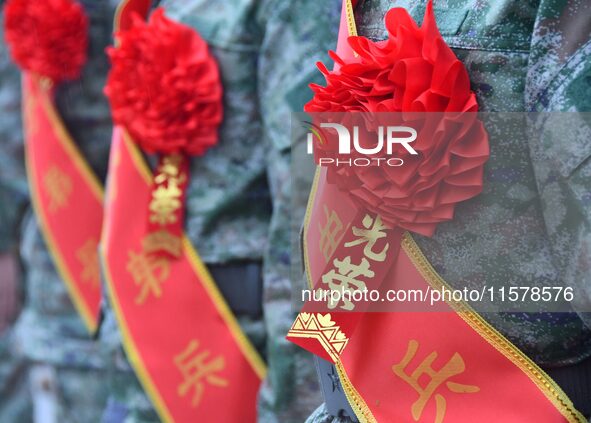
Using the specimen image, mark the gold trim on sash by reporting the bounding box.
[99,251,174,422]
[402,234,586,423]
[345,0,358,38]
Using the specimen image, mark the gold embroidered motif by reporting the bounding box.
[76,238,100,288]
[319,212,389,311]
[322,256,373,311]
[287,313,349,362]
[149,154,186,226]
[43,165,72,213]
[392,340,479,423]
[154,154,185,184]
[149,183,182,225]
[126,248,170,305]
[318,205,345,262]
[174,339,228,407]
[142,230,182,258]
[344,214,389,262]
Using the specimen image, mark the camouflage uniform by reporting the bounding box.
[99,1,341,422]
[307,0,591,421]
[0,1,116,422]
[256,1,341,421]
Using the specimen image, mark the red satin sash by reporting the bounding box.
[100,1,265,421]
[23,73,102,332]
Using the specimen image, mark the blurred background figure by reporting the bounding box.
[99,1,340,422]
[0,10,32,422]
[0,255,30,423]
[0,1,117,422]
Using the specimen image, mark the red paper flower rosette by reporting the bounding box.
[305,2,489,237]
[104,8,223,156]
[4,0,88,83]
[104,8,223,258]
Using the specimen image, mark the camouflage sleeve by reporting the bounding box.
[0,15,28,253]
[525,0,591,324]
[256,1,341,421]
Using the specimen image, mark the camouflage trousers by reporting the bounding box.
[0,332,31,423]
[100,371,160,423]
[27,364,109,423]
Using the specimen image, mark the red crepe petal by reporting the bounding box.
[304,0,489,236]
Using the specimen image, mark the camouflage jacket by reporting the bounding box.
[350,0,591,367]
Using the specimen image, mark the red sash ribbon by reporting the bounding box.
[287,1,585,421]
[23,73,102,332]
[100,1,265,421]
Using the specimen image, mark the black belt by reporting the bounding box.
[544,356,591,418]
[208,261,263,318]
[96,260,263,339]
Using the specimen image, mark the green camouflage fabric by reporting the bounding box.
[99,1,340,422]
[256,1,341,422]
[0,7,33,423]
[525,1,591,332]
[0,1,116,422]
[0,332,30,423]
[307,0,591,421]
[0,5,27,253]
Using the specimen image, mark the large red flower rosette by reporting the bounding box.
[305,2,489,237]
[4,0,88,84]
[104,8,222,156]
[104,8,223,257]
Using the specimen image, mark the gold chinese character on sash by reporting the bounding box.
[76,238,100,288]
[392,340,479,423]
[142,230,182,258]
[43,165,72,213]
[126,248,170,305]
[149,154,186,226]
[344,214,389,261]
[322,256,374,310]
[174,339,228,408]
[318,205,344,262]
